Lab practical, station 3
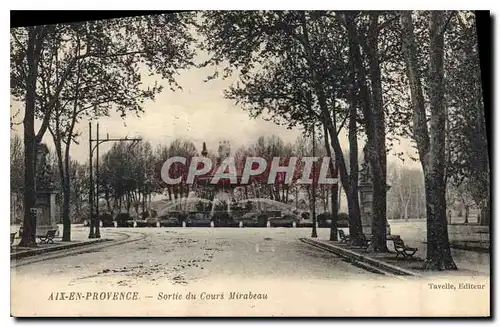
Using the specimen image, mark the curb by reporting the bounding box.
[11,231,148,267]
[11,239,109,260]
[299,238,422,277]
[450,244,490,253]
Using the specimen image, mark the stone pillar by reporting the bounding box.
[35,191,59,236]
[358,182,373,235]
[359,182,392,236]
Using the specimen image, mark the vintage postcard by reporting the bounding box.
[9,10,490,317]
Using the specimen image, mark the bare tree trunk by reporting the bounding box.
[142,188,146,214]
[126,193,131,214]
[400,11,456,270]
[480,199,490,226]
[464,203,469,224]
[423,11,456,270]
[347,103,363,244]
[105,189,112,214]
[62,158,71,241]
[52,134,69,240]
[298,10,362,239]
[323,123,338,241]
[322,186,327,212]
[295,186,298,209]
[404,199,410,221]
[345,12,387,251]
[20,27,41,247]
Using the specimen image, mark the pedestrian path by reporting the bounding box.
[304,232,489,277]
[389,220,490,275]
[10,224,110,259]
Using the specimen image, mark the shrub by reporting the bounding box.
[212,211,233,226]
[338,212,349,220]
[317,212,332,227]
[257,214,268,226]
[115,212,131,227]
[337,212,349,227]
[99,213,113,227]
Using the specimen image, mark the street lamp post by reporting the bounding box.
[95,123,100,238]
[311,124,318,238]
[88,121,141,239]
[88,122,95,238]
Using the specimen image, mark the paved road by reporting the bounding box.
[11,226,489,317]
[12,226,389,288]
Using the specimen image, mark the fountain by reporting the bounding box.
[235,198,294,212]
[156,197,214,217]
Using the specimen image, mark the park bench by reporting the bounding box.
[38,229,58,244]
[358,234,371,248]
[338,230,350,243]
[10,232,16,248]
[392,236,418,259]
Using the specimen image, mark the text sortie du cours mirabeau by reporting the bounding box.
[48,291,268,301]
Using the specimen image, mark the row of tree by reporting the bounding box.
[11,13,197,245]
[10,134,89,224]
[10,132,480,225]
[387,163,481,223]
[97,134,336,216]
[10,133,339,223]
[11,11,489,271]
[195,10,489,270]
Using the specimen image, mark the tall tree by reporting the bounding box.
[400,11,457,270]
[10,13,196,245]
[198,11,364,241]
[341,11,402,251]
[444,12,489,226]
[10,134,25,223]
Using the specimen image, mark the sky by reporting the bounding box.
[9,41,420,170]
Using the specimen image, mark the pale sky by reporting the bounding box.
[10,48,419,169]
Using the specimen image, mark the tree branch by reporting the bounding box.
[439,10,457,36]
[336,113,349,136]
[375,14,399,33]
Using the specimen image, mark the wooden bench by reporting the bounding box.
[10,232,16,248]
[339,230,350,243]
[393,237,418,259]
[339,231,372,248]
[38,229,58,244]
[358,234,371,248]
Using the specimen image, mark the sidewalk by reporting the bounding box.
[306,222,490,277]
[303,238,489,278]
[10,224,110,260]
[388,220,490,275]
